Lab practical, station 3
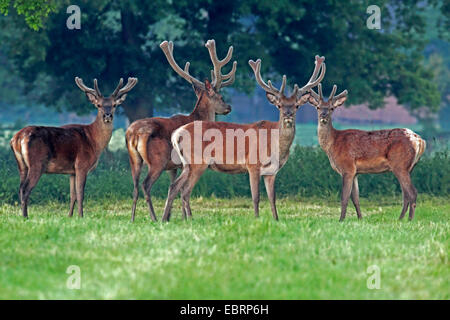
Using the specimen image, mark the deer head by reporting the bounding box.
[160,39,237,116]
[75,77,138,123]
[249,55,325,128]
[308,83,348,125]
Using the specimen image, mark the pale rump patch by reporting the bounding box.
[402,128,424,170]
[171,125,188,165]
[20,137,30,168]
[136,135,147,160]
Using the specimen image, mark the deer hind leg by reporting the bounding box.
[68,174,77,217]
[180,167,205,220]
[340,172,355,222]
[162,166,193,222]
[141,163,166,222]
[249,169,261,218]
[129,152,143,222]
[393,169,416,220]
[351,176,362,219]
[11,146,28,204]
[263,175,278,221]
[21,164,44,218]
[407,182,417,220]
[75,171,87,218]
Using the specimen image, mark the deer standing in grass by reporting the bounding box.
[161,55,325,222]
[126,40,236,222]
[308,84,426,221]
[10,77,138,218]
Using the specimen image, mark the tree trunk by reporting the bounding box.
[123,98,153,124]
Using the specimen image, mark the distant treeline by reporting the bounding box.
[0,145,448,205]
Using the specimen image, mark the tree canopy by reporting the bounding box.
[0,0,446,122]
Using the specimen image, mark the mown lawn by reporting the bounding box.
[0,196,448,299]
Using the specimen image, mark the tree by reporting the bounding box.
[0,0,444,123]
[0,0,56,30]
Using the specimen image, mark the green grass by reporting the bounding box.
[0,196,448,299]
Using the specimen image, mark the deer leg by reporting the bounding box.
[180,168,205,220]
[21,166,43,218]
[398,190,410,220]
[75,171,87,218]
[393,169,414,220]
[18,167,28,204]
[340,173,354,222]
[141,166,165,222]
[68,174,77,217]
[408,182,418,221]
[263,175,278,221]
[249,169,261,218]
[162,166,192,222]
[169,169,188,219]
[351,176,362,219]
[130,154,143,222]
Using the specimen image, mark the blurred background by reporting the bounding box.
[0,0,448,202]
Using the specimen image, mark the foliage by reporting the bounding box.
[0,0,57,30]
[0,197,448,299]
[0,0,445,122]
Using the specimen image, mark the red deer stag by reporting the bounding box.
[10,77,138,218]
[161,55,325,222]
[126,39,236,222]
[308,84,426,221]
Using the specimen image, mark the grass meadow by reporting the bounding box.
[0,196,448,299]
[0,126,448,299]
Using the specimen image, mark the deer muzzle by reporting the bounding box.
[103,113,113,123]
[283,117,294,128]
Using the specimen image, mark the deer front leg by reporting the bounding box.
[75,171,87,218]
[68,174,77,217]
[263,175,278,220]
[340,173,354,222]
[351,176,362,219]
[249,169,261,218]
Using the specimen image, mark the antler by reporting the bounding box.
[310,83,347,103]
[111,77,138,98]
[160,40,205,89]
[248,59,288,97]
[205,39,237,90]
[75,77,102,97]
[329,85,348,104]
[296,55,326,97]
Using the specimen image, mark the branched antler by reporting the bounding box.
[160,39,237,91]
[205,39,237,90]
[160,41,205,89]
[112,77,138,99]
[75,77,102,97]
[249,55,325,98]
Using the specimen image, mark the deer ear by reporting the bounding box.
[308,95,320,107]
[86,92,99,106]
[333,96,347,108]
[192,82,203,97]
[205,79,215,96]
[297,92,311,106]
[266,92,279,107]
[115,94,127,106]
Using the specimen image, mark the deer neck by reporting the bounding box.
[190,94,215,122]
[277,114,296,160]
[317,119,335,153]
[88,113,114,154]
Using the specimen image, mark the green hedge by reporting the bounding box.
[0,145,448,205]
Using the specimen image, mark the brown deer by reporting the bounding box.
[161,55,325,222]
[308,83,426,221]
[126,39,236,222]
[10,77,138,218]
